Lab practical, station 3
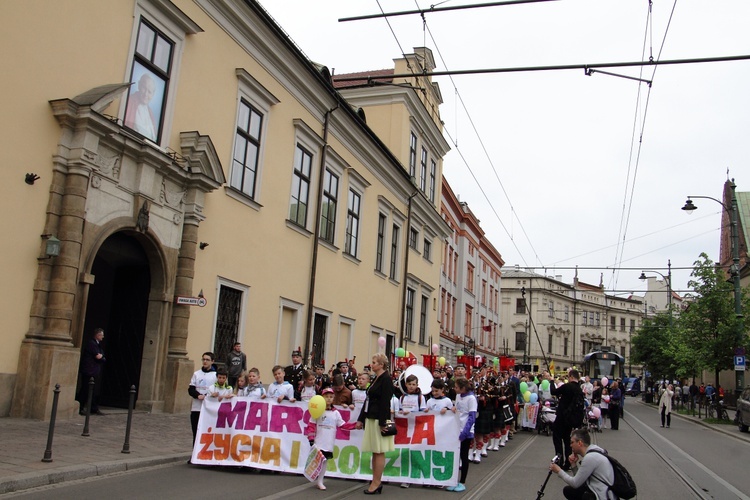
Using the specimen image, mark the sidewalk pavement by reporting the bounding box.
[1,402,747,495]
[0,407,192,495]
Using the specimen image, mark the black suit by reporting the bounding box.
[357,371,393,427]
[285,364,304,400]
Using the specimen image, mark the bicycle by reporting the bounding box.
[707,398,730,420]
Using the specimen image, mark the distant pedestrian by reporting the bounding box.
[77,328,106,415]
[188,352,217,446]
[609,381,622,430]
[659,383,674,428]
[226,342,246,389]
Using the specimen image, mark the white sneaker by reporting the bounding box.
[500,435,507,447]
[480,446,488,457]
[474,451,482,463]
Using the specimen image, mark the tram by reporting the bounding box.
[582,349,625,381]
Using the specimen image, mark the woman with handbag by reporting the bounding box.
[356,353,395,494]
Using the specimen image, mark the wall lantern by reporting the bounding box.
[45,236,61,258]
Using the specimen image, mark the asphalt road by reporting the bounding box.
[9,398,749,500]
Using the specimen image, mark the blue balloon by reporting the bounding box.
[530,392,539,403]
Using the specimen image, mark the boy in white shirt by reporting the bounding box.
[207,368,234,401]
[426,379,454,414]
[264,365,295,403]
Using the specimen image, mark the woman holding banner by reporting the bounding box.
[356,353,394,494]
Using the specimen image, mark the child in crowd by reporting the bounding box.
[426,379,454,414]
[398,374,427,415]
[234,371,249,396]
[245,368,266,398]
[447,377,476,493]
[264,365,295,403]
[351,372,370,411]
[305,387,355,490]
[398,374,428,488]
[600,387,610,429]
[208,368,234,401]
[299,370,318,402]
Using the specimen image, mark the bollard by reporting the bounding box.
[122,385,136,454]
[42,384,61,462]
[82,377,94,436]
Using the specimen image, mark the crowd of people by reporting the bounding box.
[187,348,635,497]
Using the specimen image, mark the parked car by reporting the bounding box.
[737,386,750,432]
[624,377,641,396]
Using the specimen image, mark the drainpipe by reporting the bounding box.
[303,105,338,367]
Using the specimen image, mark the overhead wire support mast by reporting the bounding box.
[585,68,652,87]
[332,54,750,82]
[338,0,560,22]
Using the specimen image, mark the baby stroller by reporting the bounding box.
[537,400,557,436]
[587,406,602,433]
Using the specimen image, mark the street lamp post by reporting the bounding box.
[682,179,745,394]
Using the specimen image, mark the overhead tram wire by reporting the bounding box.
[339,0,561,23]
[414,2,544,267]
[332,54,750,83]
[611,0,679,291]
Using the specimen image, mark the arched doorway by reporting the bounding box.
[80,232,151,408]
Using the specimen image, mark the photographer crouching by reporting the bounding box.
[549,428,614,500]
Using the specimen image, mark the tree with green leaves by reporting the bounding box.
[677,253,749,389]
[631,310,679,386]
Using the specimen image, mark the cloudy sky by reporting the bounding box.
[261,0,750,298]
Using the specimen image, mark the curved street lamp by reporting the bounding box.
[682,179,744,394]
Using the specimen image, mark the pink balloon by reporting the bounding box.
[378,336,386,348]
[590,407,601,418]
[432,343,439,355]
[601,377,609,387]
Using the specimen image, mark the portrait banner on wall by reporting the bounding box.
[192,398,460,486]
[123,61,166,142]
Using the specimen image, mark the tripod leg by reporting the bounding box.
[536,470,555,500]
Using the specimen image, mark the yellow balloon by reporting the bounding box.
[308,395,326,419]
[523,390,531,402]
[438,356,446,367]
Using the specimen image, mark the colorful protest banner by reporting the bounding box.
[303,445,326,482]
[192,398,459,486]
[521,402,539,429]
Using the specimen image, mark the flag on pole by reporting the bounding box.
[549,360,555,376]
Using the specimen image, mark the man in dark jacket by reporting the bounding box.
[227,342,247,389]
[550,369,584,470]
[78,328,106,415]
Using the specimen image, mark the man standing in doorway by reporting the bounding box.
[227,342,246,389]
[78,328,106,415]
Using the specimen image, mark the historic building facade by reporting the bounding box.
[500,267,644,375]
[439,181,505,365]
[2,0,449,419]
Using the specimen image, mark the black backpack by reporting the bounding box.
[588,449,637,499]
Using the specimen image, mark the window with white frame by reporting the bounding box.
[344,188,361,257]
[124,18,174,143]
[405,288,415,341]
[423,238,431,261]
[429,159,436,202]
[375,213,386,273]
[230,99,263,199]
[419,295,428,344]
[565,305,570,321]
[289,144,312,227]
[228,69,278,205]
[409,227,419,250]
[409,133,417,179]
[389,224,400,280]
[420,147,427,192]
[319,168,338,244]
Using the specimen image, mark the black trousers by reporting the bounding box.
[563,483,596,500]
[459,438,471,484]
[191,411,201,445]
[661,406,671,427]
[552,419,573,464]
[609,404,620,430]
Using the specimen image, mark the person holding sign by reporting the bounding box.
[356,353,394,494]
[305,387,355,490]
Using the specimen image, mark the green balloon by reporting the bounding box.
[534,377,539,384]
[520,382,528,393]
[457,350,464,356]
[395,347,405,358]
[540,379,550,391]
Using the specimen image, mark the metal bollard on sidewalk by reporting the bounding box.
[122,385,137,453]
[82,377,95,437]
[42,384,61,462]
